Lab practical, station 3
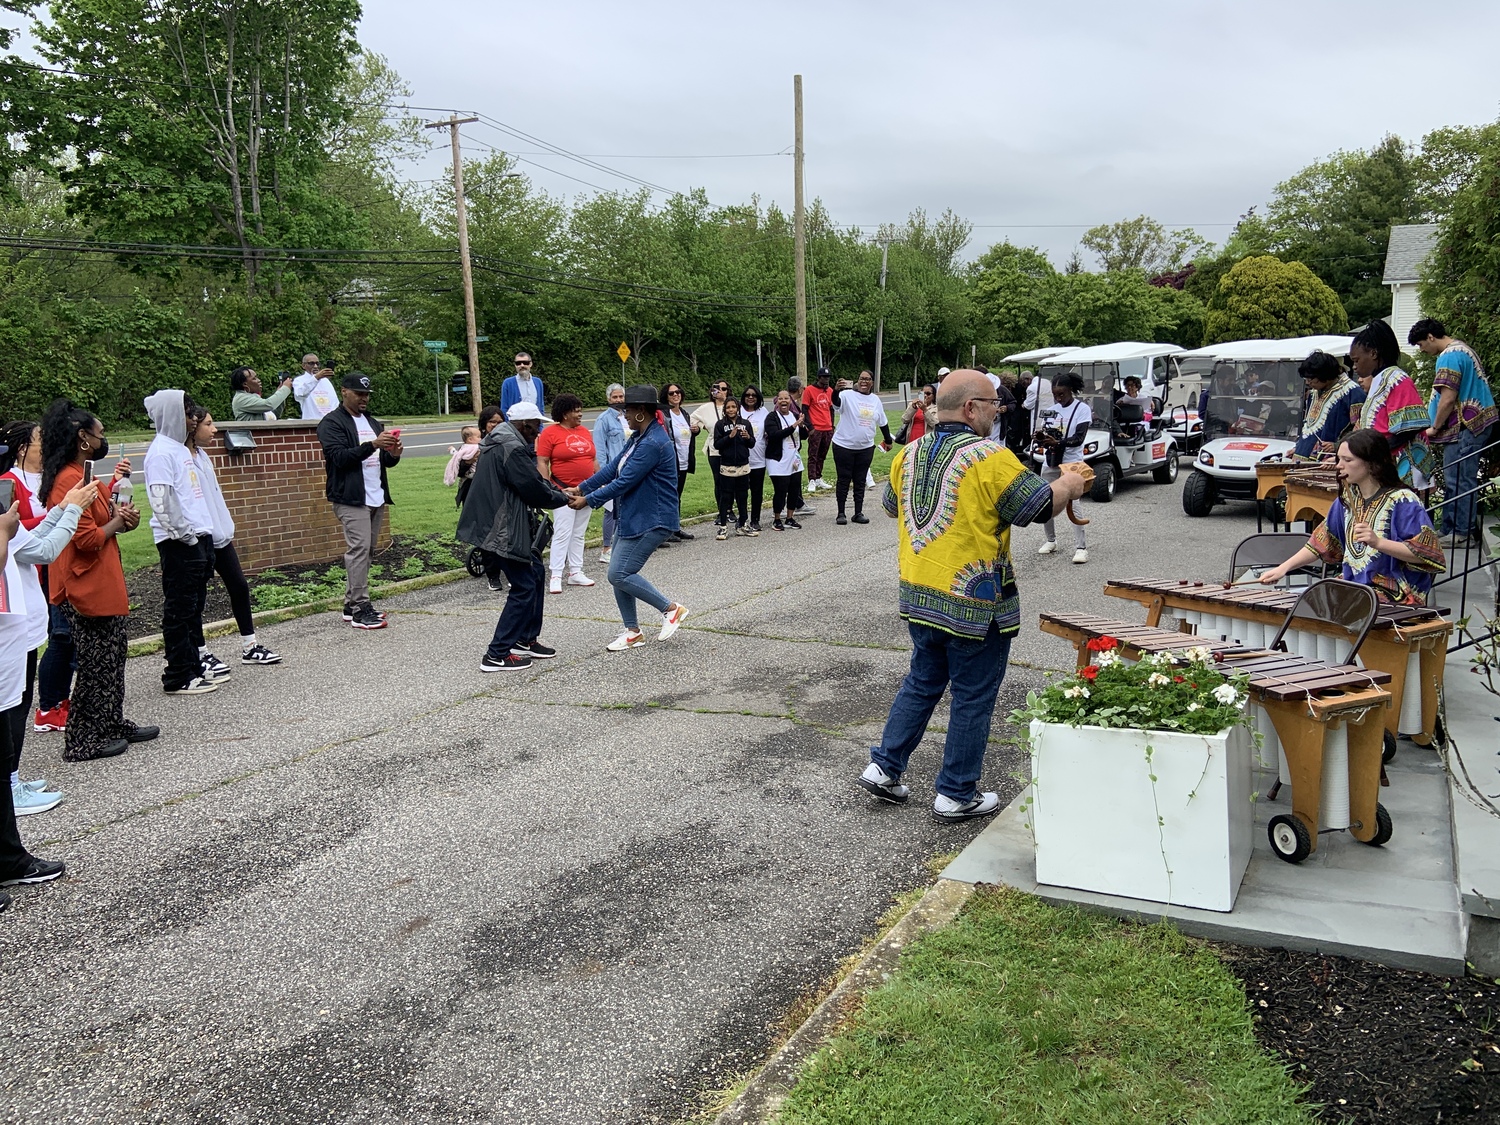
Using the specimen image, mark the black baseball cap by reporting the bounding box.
[341,372,373,392]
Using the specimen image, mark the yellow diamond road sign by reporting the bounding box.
[616,342,631,363]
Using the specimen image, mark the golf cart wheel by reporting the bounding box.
[465,546,485,578]
[1182,469,1216,517]
[1363,803,1393,847]
[1382,729,1397,764]
[1152,451,1179,484]
[1089,461,1116,503]
[1268,814,1313,863]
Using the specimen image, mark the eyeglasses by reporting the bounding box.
[966,397,1002,406]
[515,360,532,367]
[302,360,319,366]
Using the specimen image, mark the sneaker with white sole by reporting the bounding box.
[1072,548,1088,564]
[856,762,910,804]
[200,653,232,681]
[165,676,219,696]
[932,792,1001,821]
[513,641,557,659]
[487,574,507,592]
[350,604,387,630]
[241,644,282,665]
[1037,541,1058,555]
[565,572,595,587]
[548,575,563,594]
[480,653,532,672]
[606,630,647,652]
[0,856,65,886]
[11,783,62,817]
[599,549,612,564]
[33,704,67,732]
[20,779,51,794]
[715,526,729,541]
[659,604,689,641]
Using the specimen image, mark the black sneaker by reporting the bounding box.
[200,653,232,681]
[514,641,557,659]
[480,653,532,672]
[0,856,66,886]
[118,721,159,744]
[64,738,129,762]
[772,519,784,532]
[836,514,848,525]
[785,517,802,530]
[852,513,870,524]
[350,604,387,630]
[675,529,695,541]
[342,601,357,621]
[344,601,387,622]
[487,574,507,592]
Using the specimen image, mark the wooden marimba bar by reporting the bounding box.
[1040,612,1393,861]
[1103,577,1451,746]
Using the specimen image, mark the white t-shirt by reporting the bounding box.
[1039,398,1094,461]
[832,389,888,451]
[7,523,50,651]
[0,551,28,710]
[665,409,692,470]
[1025,377,1055,431]
[765,411,803,476]
[744,406,770,468]
[295,375,339,420]
[354,413,386,507]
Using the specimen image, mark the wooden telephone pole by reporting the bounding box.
[427,115,483,409]
[793,75,807,387]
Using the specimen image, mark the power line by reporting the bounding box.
[471,113,682,197]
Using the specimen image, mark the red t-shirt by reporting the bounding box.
[802,385,833,431]
[535,423,597,488]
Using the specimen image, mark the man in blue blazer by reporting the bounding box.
[499,351,545,419]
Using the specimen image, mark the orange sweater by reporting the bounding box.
[47,462,128,617]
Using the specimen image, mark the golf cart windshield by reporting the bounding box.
[1041,361,1158,428]
[1200,360,1305,440]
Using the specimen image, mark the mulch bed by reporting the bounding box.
[1218,944,1499,1122]
[123,536,468,640]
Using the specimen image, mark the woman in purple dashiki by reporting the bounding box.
[1259,430,1444,606]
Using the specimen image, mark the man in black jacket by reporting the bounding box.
[317,373,403,629]
[457,403,570,671]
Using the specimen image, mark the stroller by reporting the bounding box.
[452,454,493,582]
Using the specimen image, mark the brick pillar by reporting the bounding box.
[211,420,392,574]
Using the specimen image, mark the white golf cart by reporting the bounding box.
[1176,335,1353,518]
[1029,342,1186,502]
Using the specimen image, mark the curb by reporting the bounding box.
[713,878,974,1124]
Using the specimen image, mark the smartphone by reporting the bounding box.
[388,428,402,440]
[0,478,13,511]
[82,461,94,485]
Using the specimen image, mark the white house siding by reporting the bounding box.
[1390,283,1424,352]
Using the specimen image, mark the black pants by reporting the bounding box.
[747,468,766,526]
[61,606,128,762]
[159,537,215,690]
[0,702,32,876]
[8,649,37,775]
[213,542,255,637]
[485,554,546,659]
[771,473,799,517]
[833,443,875,516]
[676,468,689,497]
[716,471,749,526]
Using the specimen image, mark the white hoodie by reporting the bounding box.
[143,389,214,545]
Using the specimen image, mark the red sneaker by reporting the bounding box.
[33,703,68,732]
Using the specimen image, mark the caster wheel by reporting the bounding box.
[1382,729,1397,764]
[1268,814,1313,864]
[465,547,485,578]
[1362,803,1393,847]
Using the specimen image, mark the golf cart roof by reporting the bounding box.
[1037,342,1184,365]
[1001,346,1084,364]
[1178,335,1354,362]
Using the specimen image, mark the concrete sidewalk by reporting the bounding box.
[1,472,1253,1123]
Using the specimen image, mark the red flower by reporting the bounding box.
[1079,665,1099,680]
[1172,675,1185,683]
[1189,683,1198,690]
[1086,636,1120,653]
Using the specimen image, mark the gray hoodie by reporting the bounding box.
[143,389,213,545]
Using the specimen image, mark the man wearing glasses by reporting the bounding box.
[500,352,545,419]
[293,354,339,421]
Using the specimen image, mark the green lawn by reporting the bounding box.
[118,449,896,574]
[775,887,1312,1125]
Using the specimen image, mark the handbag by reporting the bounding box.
[531,510,555,554]
[720,463,750,478]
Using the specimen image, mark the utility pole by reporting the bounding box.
[793,75,807,387]
[873,239,889,392]
[427,115,482,410]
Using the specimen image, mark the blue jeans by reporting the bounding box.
[37,602,77,710]
[872,620,1012,802]
[608,527,674,629]
[485,554,546,660]
[1440,425,1492,537]
[602,506,617,548]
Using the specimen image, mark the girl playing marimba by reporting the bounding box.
[1260,430,1444,606]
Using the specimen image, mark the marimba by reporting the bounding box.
[1040,612,1393,863]
[1103,577,1451,747]
[1282,462,1340,525]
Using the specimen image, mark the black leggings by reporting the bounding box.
[8,649,37,774]
[771,473,798,517]
[833,443,875,515]
[213,542,255,637]
[716,471,749,526]
[746,468,766,526]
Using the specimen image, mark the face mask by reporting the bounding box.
[86,434,109,460]
[611,402,624,412]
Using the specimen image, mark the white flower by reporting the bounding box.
[1095,650,1122,668]
[1184,646,1214,665]
[1186,702,1201,712]
[1212,683,1242,706]
[1147,651,1175,667]
[1147,672,1172,687]
[1063,685,1091,700]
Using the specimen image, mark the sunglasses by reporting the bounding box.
[668,390,683,396]
[515,360,532,367]
[714,384,729,391]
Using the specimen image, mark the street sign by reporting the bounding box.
[616,342,631,363]
[423,340,447,351]
[475,335,489,343]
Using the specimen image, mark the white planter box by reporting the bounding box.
[1029,719,1254,912]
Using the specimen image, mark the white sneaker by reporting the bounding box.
[606,630,646,652]
[1072,548,1088,564]
[933,792,1001,821]
[599,549,612,564]
[1037,541,1058,555]
[659,604,689,641]
[856,762,910,804]
[566,572,596,587]
[548,576,563,594]
[12,781,62,816]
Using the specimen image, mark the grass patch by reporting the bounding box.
[117,449,895,574]
[774,886,1312,1125]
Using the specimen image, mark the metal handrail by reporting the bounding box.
[1426,434,1498,654]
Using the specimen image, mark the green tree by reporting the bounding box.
[1203,255,1347,343]
[1420,138,1500,373]
[1079,215,1210,274]
[970,241,1056,351]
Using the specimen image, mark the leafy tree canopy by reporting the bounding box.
[1203,255,1347,344]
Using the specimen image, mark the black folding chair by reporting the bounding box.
[1228,533,1327,585]
[1268,578,1378,663]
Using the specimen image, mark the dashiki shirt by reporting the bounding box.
[1294,374,1365,459]
[1308,486,1445,606]
[883,422,1052,638]
[1357,367,1432,488]
[1429,341,1498,444]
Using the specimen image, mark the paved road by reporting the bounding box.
[0,468,1259,1123]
